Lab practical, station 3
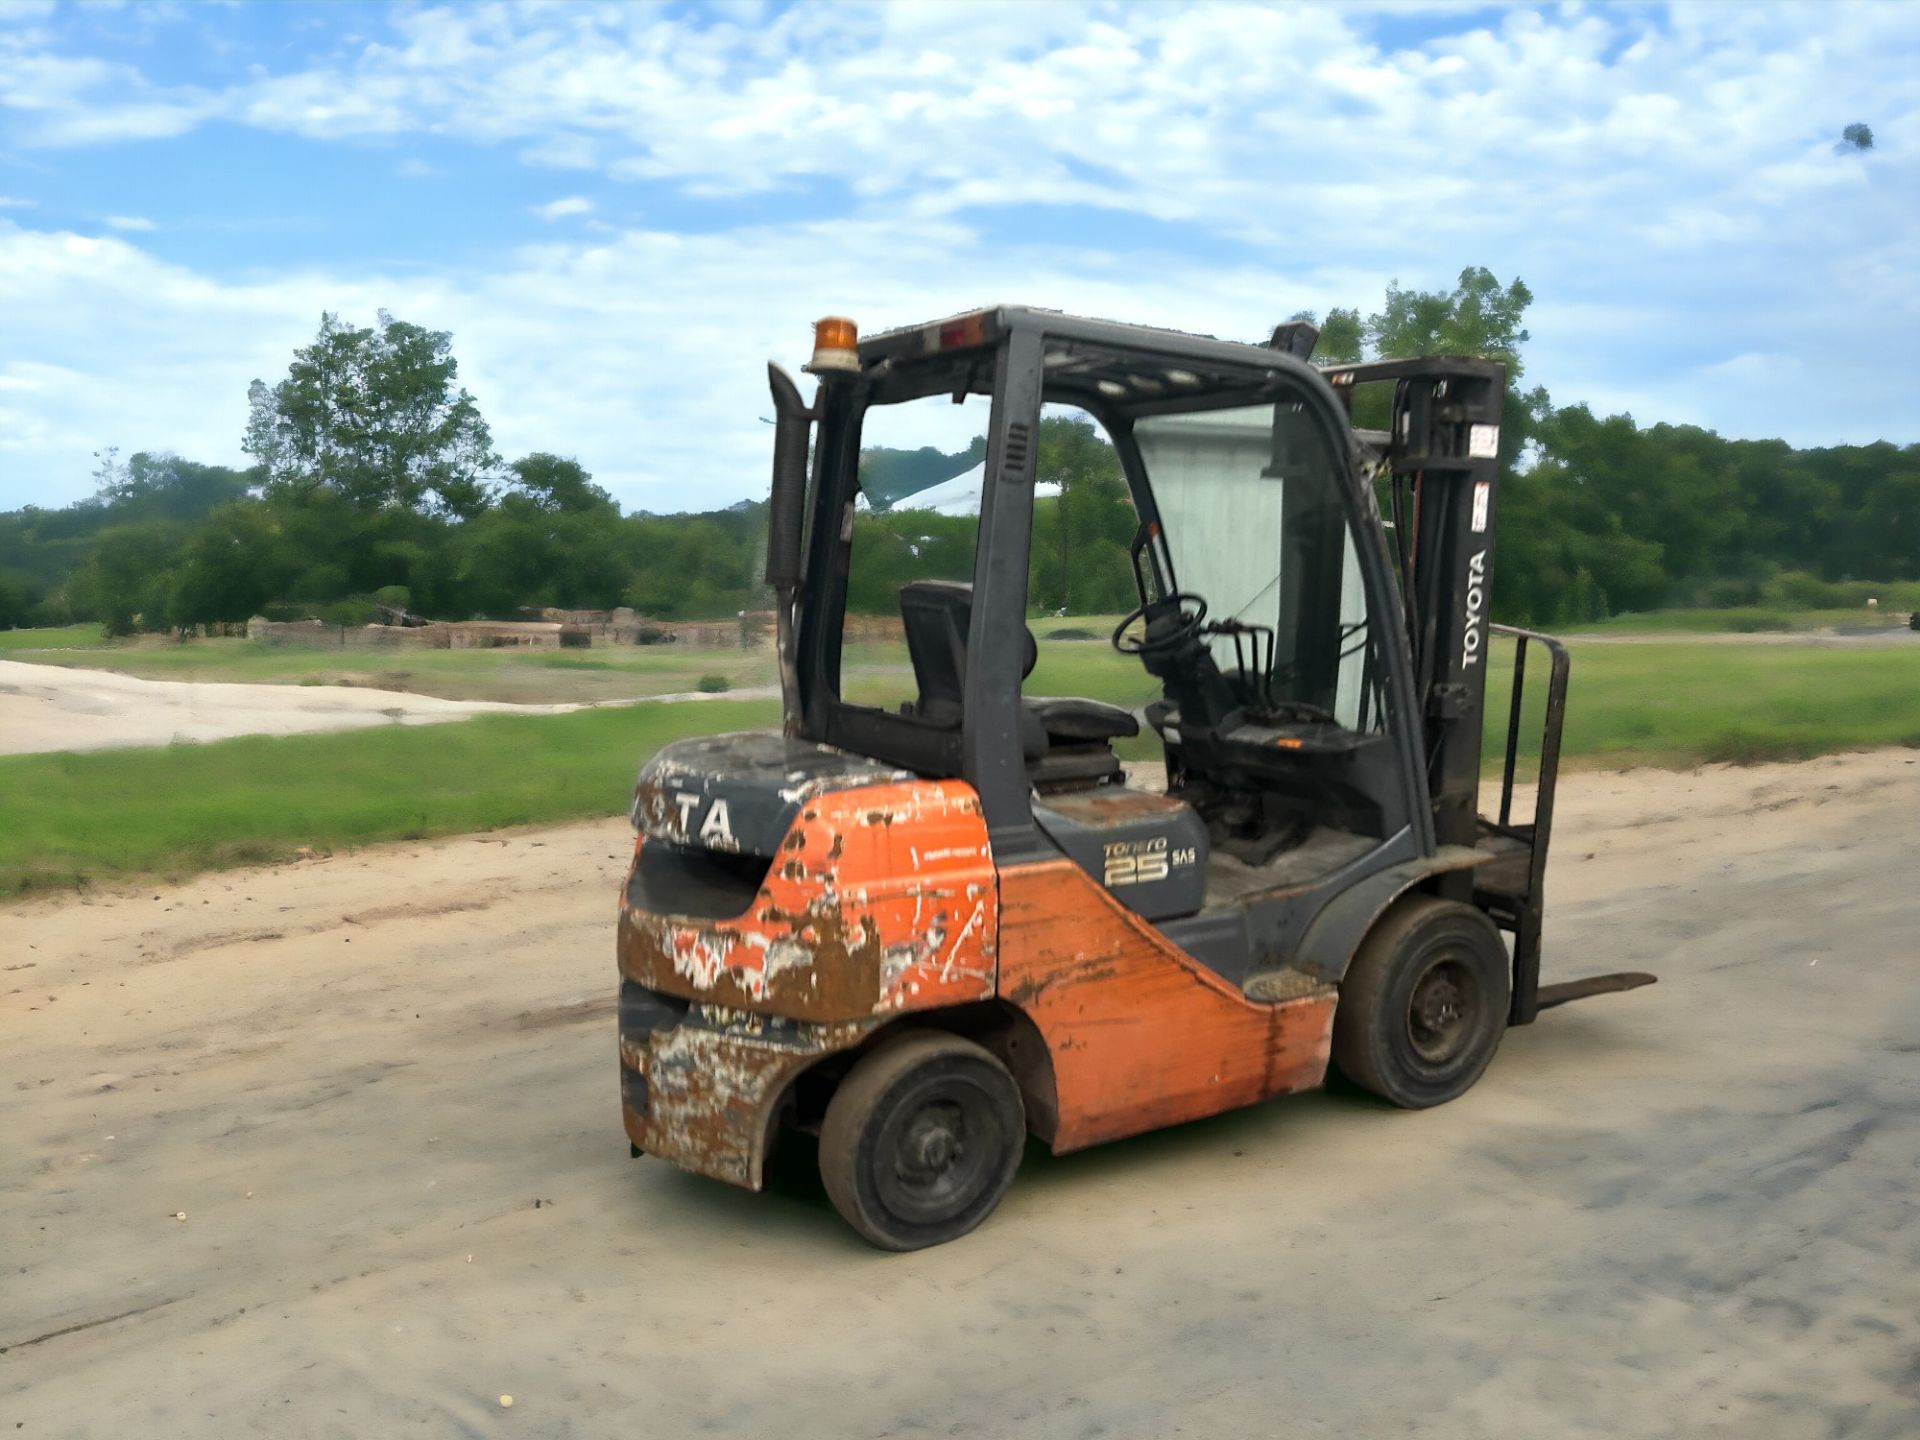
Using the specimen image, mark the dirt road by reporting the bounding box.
[5,752,1918,1438]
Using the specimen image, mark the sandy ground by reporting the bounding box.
[4,750,1918,1438]
[0,659,582,754]
[0,661,776,755]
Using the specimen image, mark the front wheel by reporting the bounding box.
[818,1031,1025,1251]
[1332,896,1510,1109]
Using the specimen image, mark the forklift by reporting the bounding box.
[616,306,1653,1250]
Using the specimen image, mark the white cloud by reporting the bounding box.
[0,196,35,208]
[0,47,215,144]
[0,212,1408,509]
[530,195,593,221]
[9,6,1916,269]
[103,214,156,232]
[210,2,1907,253]
[9,193,1912,518]
[519,134,599,170]
[1,2,1918,509]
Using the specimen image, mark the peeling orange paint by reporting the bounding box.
[618,780,997,1023]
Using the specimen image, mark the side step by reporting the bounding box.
[1534,971,1657,1011]
[1242,966,1337,1005]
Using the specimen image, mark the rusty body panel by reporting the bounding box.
[621,788,1344,1184]
[618,775,999,1187]
[995,859,1336,1152]
[620,1007,879,1188]
[619,778,997,1022]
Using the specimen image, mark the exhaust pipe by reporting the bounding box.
[765,362,814,730]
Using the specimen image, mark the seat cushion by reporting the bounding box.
[1024,696,1140,743]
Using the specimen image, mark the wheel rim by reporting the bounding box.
[1405,954,1480,1065]
[872,1079,1005,1225]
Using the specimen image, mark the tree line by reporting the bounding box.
[0,313,767,633]
[2,276,1916,635]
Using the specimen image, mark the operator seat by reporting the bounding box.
[897,580,1137,788]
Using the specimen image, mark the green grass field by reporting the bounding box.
[4,623,1919,897]
[0,698,779,897]
[8,599,1907,699]
[1489,638,1920,772]
[0,619,1133,702]
[0,623,112,652]
[0,631,776,702]
[1561,606,1915,636]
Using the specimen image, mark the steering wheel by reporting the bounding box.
[1112,592,1209,657]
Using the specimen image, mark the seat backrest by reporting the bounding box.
[898,581,1036,725]
[898,580,975,722]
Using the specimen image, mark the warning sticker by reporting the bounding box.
[1471,481,1491,533]
[1469,423,1500,459]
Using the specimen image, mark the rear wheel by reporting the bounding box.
[1333,896,1509,1109]
[819,1031,1025,1251]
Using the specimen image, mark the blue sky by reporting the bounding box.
[1,0,1915,513]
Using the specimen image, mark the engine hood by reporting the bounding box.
[632,731,912,859]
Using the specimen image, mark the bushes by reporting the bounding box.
[1687,574,1768,609]
[1761,571,1920,612]
[1768,571,1852,608]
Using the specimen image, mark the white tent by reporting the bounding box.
[865,462,1061,517]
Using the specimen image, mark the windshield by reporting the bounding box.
[1134,400,1382,731]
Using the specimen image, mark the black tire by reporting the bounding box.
[1332,896,1510,1109]
[818,1031,1025,1251]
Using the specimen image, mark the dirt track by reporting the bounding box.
[4,751,1918,1438]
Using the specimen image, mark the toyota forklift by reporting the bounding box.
[616,306,1653,1250]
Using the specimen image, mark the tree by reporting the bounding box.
[1345,267,1550,473]
[1369,267,1533,373]
[166,502,289,629]
[95,452,254,522]
[505,453,616,514]
[455,494,630,615]
[1492,457,1668,623]
[1840,122,1874,152]
[1032,416,1131,614]
[245,311,499,519]
[68,521,187,634]
[625,513,764,619]
[1314,307,1365,364]
[91,446,127,496]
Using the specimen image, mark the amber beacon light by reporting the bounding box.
[809,315,861,372]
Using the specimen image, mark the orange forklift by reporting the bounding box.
[616,307,1652,1249]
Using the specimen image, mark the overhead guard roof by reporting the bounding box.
[852,304,1501,419]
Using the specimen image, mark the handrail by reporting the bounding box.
[1486,622,1571,1025]
[1490,623,1570,844]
